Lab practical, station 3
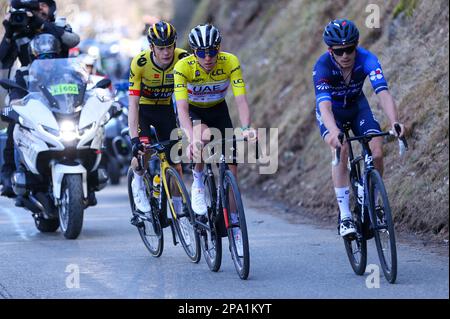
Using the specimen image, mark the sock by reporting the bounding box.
[335,187,352,221]
[192,170,204,189]
[133,171,144,188]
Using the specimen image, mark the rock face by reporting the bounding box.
[190,0,449,241]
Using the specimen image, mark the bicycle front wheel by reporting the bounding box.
[164,166,201,263]
[368,170,397,283]
[127,167,163,257]
[223,170,250,280]
[200,172,222,272]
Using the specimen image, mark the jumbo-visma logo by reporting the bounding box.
[370,68,384,81]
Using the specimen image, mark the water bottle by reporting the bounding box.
[152,174,161,198]
[357,183,364,205]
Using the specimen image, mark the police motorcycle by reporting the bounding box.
[0,58,118,239]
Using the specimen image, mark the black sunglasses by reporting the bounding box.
[332,45,356,56]
[195,47,219,58]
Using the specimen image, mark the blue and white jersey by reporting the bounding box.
[313,47,389,108]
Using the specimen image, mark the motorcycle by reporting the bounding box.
[0,58,119,239]
[102,80,131,185]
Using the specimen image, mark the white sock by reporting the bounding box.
[192,170,204,189]
[133,171,144,188]
[335,187,352,221]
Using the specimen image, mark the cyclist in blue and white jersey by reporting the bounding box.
[313,19,406,237]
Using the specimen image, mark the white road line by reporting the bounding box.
[0,207,30,241]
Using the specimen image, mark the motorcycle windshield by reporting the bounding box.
[27,58,89,115]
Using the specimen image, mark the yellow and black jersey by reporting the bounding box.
[173,52,246,108]
[129,48,190,106]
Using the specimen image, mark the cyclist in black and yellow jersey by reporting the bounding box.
[128,21,189,215]
[174,24,257,216]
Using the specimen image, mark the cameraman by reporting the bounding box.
[0,0,80,197]
[0,0,80,67]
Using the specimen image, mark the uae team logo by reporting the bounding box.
[370,68,384,81]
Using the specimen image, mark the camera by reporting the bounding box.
[10,9,30,28]
[8,0,40,28]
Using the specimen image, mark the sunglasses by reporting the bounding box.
[332,45,356,56]
[195,47,219,59]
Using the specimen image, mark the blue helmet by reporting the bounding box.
[323,19,359,47]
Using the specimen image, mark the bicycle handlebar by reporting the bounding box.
[136,138,181,171]
[332,133,345,167]
[203,137,259,163]
[394,123,409,157]
[332,127,408,166]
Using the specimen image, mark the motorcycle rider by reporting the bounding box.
[1,0,80,196]
[5,33,62,206]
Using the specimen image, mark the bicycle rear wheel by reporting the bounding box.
[200,172,222,272]
[164,166,201,263]
[368,170,397,283]
[127,167,163,257]
[223,170,250,280]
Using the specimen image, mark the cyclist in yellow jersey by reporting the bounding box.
[128,21,189,216]
[174,24,257,216]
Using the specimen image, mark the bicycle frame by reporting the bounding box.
[139,141,185,246]
[342,123,391,229]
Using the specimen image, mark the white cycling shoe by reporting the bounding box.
[339,218,356,237]
[131,178,151,213]
[191,186,208,216]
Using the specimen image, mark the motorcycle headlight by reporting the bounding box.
[60,120,77,142]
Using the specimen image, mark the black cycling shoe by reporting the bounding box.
[1,171,15,198]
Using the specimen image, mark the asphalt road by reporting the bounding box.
[0,183,448,299]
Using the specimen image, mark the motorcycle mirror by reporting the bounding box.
[0,79,28,95]
[93,78,112,89]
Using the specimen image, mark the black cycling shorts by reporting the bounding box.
[189,101,237,165]
[139,104,180,164]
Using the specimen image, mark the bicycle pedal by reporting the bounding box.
[344,232,357,241]
[130,215,144,228]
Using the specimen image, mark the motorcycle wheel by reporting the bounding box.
[107,158,121,185]
[58,174,85,239]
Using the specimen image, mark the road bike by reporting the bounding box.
[334,123,408,283]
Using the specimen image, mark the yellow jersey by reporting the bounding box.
[173,52,246,108]
[129,48,190,106]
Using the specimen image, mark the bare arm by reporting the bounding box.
[319,100,342,148]
[176,99,193,142]
[128,95,140,139]
[235,94,251,128]
[377,90,404,136]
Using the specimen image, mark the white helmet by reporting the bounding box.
[188,24,221,49]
